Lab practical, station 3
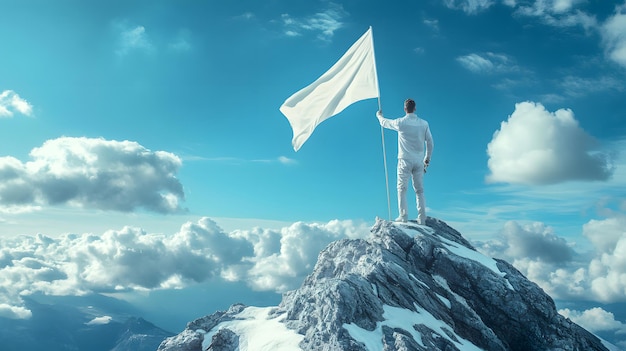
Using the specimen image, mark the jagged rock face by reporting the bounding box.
[158,217,609,351]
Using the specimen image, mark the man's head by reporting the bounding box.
[404,98,416,113]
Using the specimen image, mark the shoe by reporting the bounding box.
[395,216,407,222]
[417,216,426,225]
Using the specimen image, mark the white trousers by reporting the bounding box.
[397,159,426,224]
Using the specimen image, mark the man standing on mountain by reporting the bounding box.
[377,98,434,225]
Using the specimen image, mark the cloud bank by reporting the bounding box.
[476,212,626,345]
[486,101,613,185]
[560,307,626,334]
[477,212,626,304]
[0,217,370,319]
[2,212,625,342]
[0,137,184,213]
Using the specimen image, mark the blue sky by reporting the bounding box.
[1,0,626,347]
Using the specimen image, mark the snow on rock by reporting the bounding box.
[158,217,609,351]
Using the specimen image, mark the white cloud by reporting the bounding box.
[457,54,494,72]
[457,52,520,74]
[0,303,32,319]
[199,155,297,165]
[242,220,371,292]
[85,315,112,325]
[551,0,585,14]
[0,217,371,319]
[0,90,33,118]
[560,307,626,333]
[516,0,597,30]
[486,101,614,185]
[601,3,626,69]
[477,207,626,306]
[423,19,440,32]
[281,3,347,41]
[475,220,588,300]
[278,156,296,165]
[584,215,626,302]
[560,75,624,97]
[583,216,626,254]
[236,12,255,21]
[443,0,495,14]
[0,137,184,213]
[446,1,600,34]
[115,23,154,56]
[492,221,574,263]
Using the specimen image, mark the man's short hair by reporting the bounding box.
[405,99,416,113]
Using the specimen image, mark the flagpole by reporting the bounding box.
[370,26,392,221]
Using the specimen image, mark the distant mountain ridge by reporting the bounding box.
[159,217,614,351]
[0,294,173,351]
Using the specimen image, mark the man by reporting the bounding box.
[377,98,434,225]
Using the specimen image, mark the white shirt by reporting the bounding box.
[378,112,434,163]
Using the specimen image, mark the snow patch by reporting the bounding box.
[344,304,485,351]
[398,223,514,290]
[409,273,429,288]
[433,275,471,310]
[202,306,303,351]
[438,236,514,290]
[436,293,452,309]
[371,282,378,296]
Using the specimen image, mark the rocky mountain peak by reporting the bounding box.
[158,217,611,351]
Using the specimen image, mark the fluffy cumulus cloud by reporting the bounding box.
[481,221,574,263]
[0,137,184,213]
[474,213,626,349]
[0,90,33,118]
[0,217,371,319]
[477,211,626,305]
[584,215,626,302]
[560,307,626,333]
[239,220,370,292]
[601,3,626,69]
[486,101,613,185]
[560,307,626,348]
[477,220,588,300]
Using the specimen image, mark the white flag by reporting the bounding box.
[280,27,379,151]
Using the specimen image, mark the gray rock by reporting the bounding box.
[158,217,609,351]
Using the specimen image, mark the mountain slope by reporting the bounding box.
[158,217,612,351]
[0,294,173,351]
[111,317,173,351]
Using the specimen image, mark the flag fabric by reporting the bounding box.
[280,27,379,151]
